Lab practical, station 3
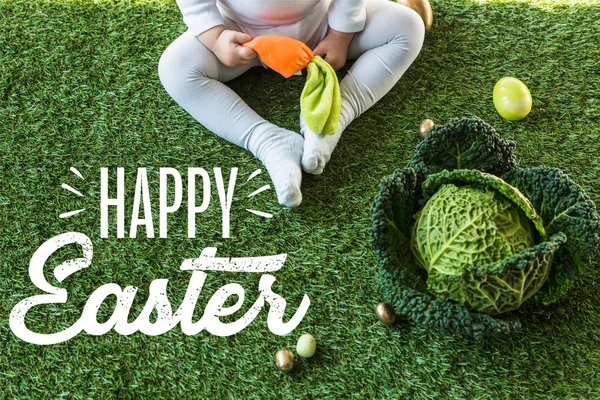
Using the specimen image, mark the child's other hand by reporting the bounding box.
[198,26,257,67]
[313,29,354,71]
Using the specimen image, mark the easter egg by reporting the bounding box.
[493,77,532,121]
[419,119,434,139]
[274,349,294,372]
[375,302,397,325]
[296,333,317,358]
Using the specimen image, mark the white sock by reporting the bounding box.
[247,123,304,207]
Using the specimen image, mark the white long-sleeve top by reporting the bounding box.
[176,0,367,36]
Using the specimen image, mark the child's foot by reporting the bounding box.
[248,126,304,207]
[300,115,342,175]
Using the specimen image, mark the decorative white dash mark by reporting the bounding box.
[70,167,84,180]
[247,169,262,181]
[181,247,286,272]
[247,185,270,198]
[245,169,273,218]
[61,183,84,197]
[59,209,86,219]
[60,167,86,219]
[246,209,273,219]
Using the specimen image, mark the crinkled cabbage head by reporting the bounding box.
[411,170,549,315]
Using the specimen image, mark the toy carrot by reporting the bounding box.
[243,35,341,135]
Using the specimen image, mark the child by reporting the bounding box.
[159,0,425,207]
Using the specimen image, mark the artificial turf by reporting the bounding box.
[1,0,599,398]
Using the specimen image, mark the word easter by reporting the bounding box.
[101,167,238,239]
[9,233,311,345]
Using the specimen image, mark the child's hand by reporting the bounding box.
[313,29,355,71]
[198,26,257,67]
[213,30,257,67]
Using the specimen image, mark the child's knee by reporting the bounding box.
[389,6,426,59]
[158,46,180,91]
[158,35,218,92]
[405,7,426,49]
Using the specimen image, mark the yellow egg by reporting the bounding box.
[493,77,532,121]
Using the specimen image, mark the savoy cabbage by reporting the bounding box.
[370,117,600,338]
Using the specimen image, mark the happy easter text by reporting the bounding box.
[9,168,311,345]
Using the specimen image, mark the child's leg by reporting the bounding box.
[158,29,305,207]
[301,0,426,175]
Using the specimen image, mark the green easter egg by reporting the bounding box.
[296,334,316,358]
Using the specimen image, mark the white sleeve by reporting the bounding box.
[327,0,367,33]
[175,0,224,36]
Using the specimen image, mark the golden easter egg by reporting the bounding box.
[274,349,295,372]
[419,118,435,139]
[375,302,397,325]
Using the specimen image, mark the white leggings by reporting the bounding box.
[159,0,425,151]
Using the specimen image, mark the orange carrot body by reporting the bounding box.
[243,35,314,78]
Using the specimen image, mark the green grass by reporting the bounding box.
[1,0,600,398]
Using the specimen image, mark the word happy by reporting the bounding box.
[9,233,311,345]
[100,167,238,239]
